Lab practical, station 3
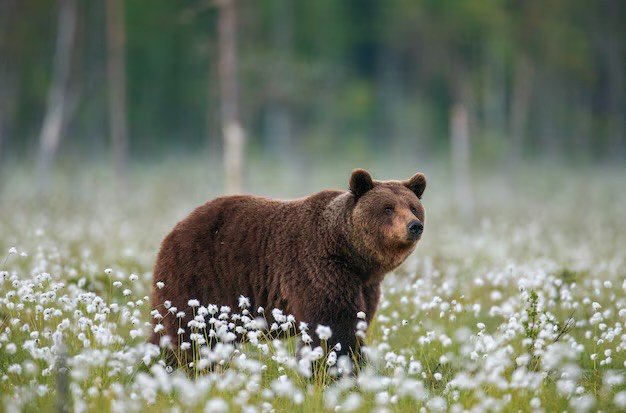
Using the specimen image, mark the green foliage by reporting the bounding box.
[0,0,623,163]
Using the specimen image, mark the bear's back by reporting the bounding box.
[150,190,346,345]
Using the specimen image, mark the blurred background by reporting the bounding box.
[0,0,623,201]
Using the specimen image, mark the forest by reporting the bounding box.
[0,0,623,192]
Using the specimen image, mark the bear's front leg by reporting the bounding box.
[297,287,366,368]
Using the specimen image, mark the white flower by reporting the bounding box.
[129,329,143,339]
[5,343,16,355]
[301,332,312,344]
[123,289,132,296]
[426,396,447,412]
[238,296,250,308]
[188,299,200,307]
[615,391,626,409]
[342,393,362,411]
[408,361,422,374]
[357,311,366,319]
[477,322,485,330]
[204,398,228,413]
[129,274,138,281]
[104,268,113,275]
[8,247,17,255]
[153,324,164,333]
[156,281,165,289]
[8,364,22,375]
[326,351,337,366]
[272,308,286,323]
[375,391,389,405]
[36,385,48,396]
[315,324,332,341]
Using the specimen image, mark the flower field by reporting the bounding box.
[1,163,625,412]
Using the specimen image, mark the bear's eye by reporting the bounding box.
[410,206,417,214]
[384,207,394,215]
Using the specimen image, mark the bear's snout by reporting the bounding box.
[407,220,424,240]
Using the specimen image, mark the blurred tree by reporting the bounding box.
[218,0,244,193]
[450,72,472,218]
[0,0,18,162]
[480,37,508,153]
[0,0,623,171]
[410,0,506,216]
[265,0,293,161]
[507,0,538,170]
[36,0,77,190]
[106,0,129,191]
[605,0,624,160]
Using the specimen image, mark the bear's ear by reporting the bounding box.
[349,168,374,199]
[404,172,426,199]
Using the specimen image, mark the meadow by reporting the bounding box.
[1,160,625,412]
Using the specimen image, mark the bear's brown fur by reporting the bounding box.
[150,169,426,360]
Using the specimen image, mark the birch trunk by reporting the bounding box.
[508,53,534,170]
[36,0,77,190]
[266,0,293,160]
[106,0,129,192]
[217,0,244,194]
[450,75,472,219]
[606,0,624,160]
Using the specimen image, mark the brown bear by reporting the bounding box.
[149,168,426,361]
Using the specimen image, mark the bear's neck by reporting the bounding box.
[321,192,387,283]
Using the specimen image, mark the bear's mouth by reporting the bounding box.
[398,237,419,249]
[407,233,421,242]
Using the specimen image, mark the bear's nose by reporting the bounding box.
[407,220,424,240]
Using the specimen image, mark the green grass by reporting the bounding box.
[1,161,625,412]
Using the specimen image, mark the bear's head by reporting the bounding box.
[348,168,426,273]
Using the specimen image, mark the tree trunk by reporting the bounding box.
[572,93,592,162]
[266,0,293,161]
[106,0,129,192]
[206,37,221,159]
[606,0,624,161]
[0,0,17,163]
[375,46,403,155]
[508,53,534,170]
[218,0,244,194]
[450,75,473,219]
[36,0,77,191]
[481,45,507,141]
[536,73,565,159]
